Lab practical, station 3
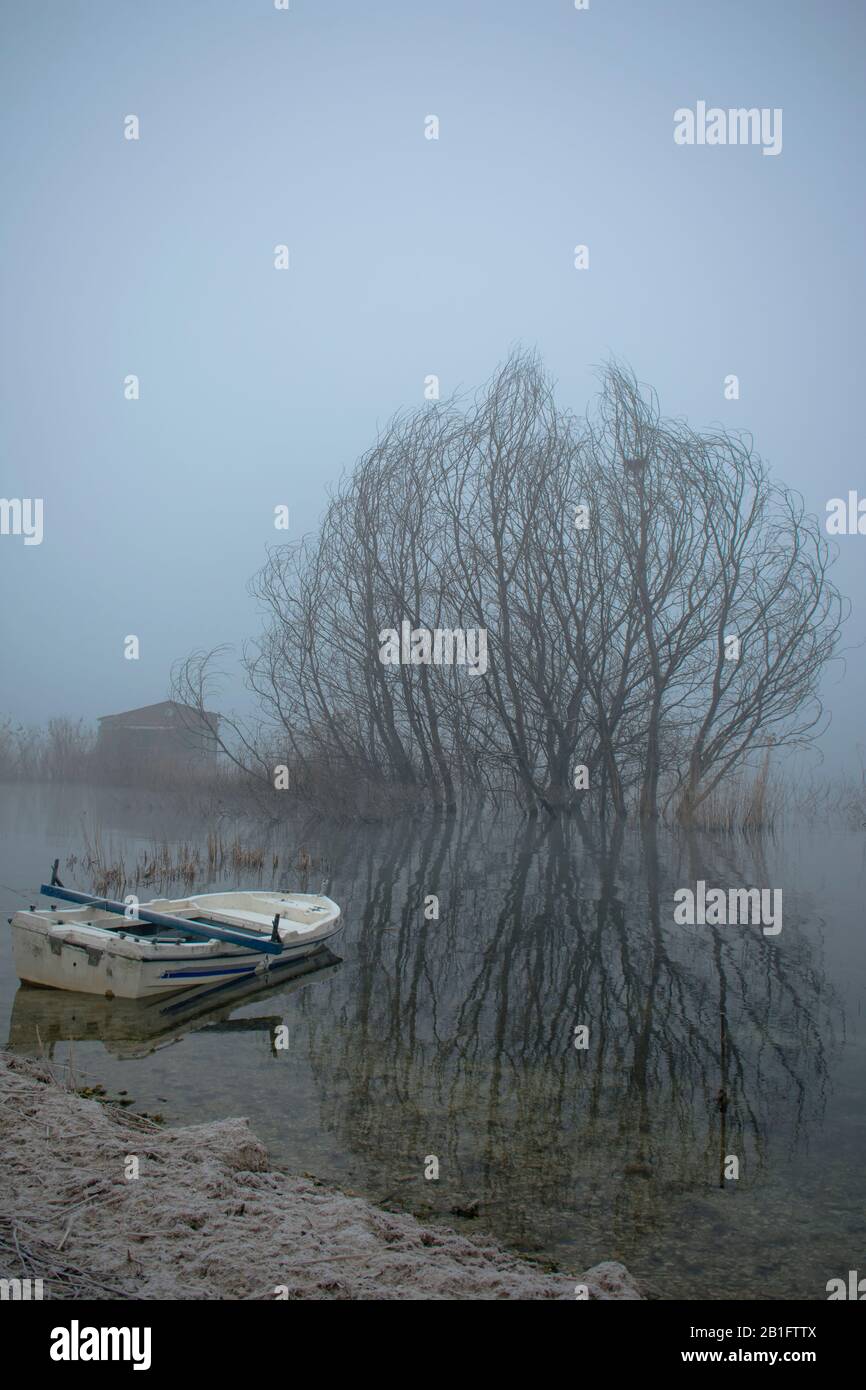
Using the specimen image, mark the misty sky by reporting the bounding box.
[1,0,863,772]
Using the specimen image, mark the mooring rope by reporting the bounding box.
[0,881,32,901]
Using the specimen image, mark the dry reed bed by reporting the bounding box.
[66,830,320,899]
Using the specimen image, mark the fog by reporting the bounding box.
[1,0,863,773]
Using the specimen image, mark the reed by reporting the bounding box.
[75,830,309,896]
[668,756,784,834]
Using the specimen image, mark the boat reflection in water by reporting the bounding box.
[6,948,342,1060]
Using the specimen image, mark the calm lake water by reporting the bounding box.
[1,782,864,1300]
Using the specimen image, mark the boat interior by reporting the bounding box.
[35,891,335,945]
[39,906,226,946]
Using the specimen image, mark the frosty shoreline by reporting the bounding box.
[0,1052,640,1301]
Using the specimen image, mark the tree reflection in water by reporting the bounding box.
[5,808,835,1297]
[302,812,834,1288]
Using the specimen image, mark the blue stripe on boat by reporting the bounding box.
[160,965,258,979]
[147,951,261,964]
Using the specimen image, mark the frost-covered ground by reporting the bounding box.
[0,1052,640,1301]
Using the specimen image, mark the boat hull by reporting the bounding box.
[8,950,343,1057]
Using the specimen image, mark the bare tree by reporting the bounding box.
[191,351,844,821]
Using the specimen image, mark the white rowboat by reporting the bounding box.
[10,885,343,999]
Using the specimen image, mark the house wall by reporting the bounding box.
[96,725,219,765]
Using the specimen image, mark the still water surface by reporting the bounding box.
[1,783,864,1299]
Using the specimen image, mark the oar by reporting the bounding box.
[39,883,284,956]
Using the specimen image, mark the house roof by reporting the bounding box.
[97,700,220,729]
